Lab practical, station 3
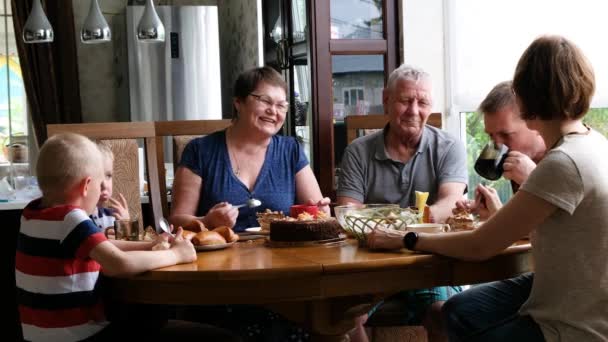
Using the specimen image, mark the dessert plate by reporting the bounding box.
[236,233,267,241]
[244,227,269,235]
[194,241,235,251]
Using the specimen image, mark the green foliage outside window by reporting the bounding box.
[464,108,608,203]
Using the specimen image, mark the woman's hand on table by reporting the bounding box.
[170,227,197,264]
[367,228,406,250]
[202,202,238,228]
[307,197,331,215]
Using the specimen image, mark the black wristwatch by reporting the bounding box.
[403,231,419,250]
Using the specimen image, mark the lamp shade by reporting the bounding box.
[137,0,165,43]
[23,0,54,43]
[81,0,111,44]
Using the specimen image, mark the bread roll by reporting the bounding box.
[182,219,208,232]
[213,226,239,243]
[192,231,226,246]
[182,230,197,241]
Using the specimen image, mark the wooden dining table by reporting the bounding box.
[107,238,532,341]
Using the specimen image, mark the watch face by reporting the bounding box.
[404,231,418,250]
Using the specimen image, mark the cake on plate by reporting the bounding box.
[256,209,286,231]
[269,211,344,242]
[446,208,476,231]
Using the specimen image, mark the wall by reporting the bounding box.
[73,0,129,123]
[73,0,238,122]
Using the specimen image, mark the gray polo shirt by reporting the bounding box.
[337,125,468,207]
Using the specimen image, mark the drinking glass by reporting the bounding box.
[112,219,139,241]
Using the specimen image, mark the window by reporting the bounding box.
[332,55,385,120]
[446,0,608,200]
[0,0,27,164]
[343,87,364,106]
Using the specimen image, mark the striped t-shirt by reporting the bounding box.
[16,199,109,342]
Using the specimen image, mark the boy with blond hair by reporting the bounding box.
[90,142,130,231]
[16,133,234,341]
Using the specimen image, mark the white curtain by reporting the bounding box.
[447,0,608,111]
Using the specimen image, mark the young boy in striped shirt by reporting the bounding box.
[14,133,228,341]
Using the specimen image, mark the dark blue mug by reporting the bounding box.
[474,142,509,181]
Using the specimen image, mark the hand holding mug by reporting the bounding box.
[502,151,537,185]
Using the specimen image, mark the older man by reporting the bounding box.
[338,64,468,223]
[338,64,467,342]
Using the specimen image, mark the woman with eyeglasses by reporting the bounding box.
[170,66,329,232]
[169,66,325,341]
[369,35,608,341]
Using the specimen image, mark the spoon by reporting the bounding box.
[158,217,174,237]
[234,198,262,209]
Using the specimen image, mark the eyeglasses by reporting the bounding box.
[250,93,289,114]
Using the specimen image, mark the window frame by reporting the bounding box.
[0,0,29,163]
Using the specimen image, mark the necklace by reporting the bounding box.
[226,127,270,178]
[549,125,590,150]
[230,147,241,177]
[226,130,241,177]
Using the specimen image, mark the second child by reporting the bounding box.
[90,142,130,232]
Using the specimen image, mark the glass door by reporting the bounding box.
[311,0,399,196]
[262,0,313,162]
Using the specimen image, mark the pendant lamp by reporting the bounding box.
[137,0,165,43]
[23,0,54,43]
[81,0,111,44]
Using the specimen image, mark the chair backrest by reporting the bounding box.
[154,119,232,217]
[345,113,442,144]
[46,122,162,234]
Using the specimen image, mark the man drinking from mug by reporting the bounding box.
[459,81,548,219]
[481,81,546,189]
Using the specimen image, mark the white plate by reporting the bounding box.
[237,234,267,241]
[194,241,235,251]
[245,227,262,232]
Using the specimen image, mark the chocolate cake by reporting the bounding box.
[270,218,343,242]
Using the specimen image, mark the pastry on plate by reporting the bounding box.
[446,208,476,231]
[192,231,227,246]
